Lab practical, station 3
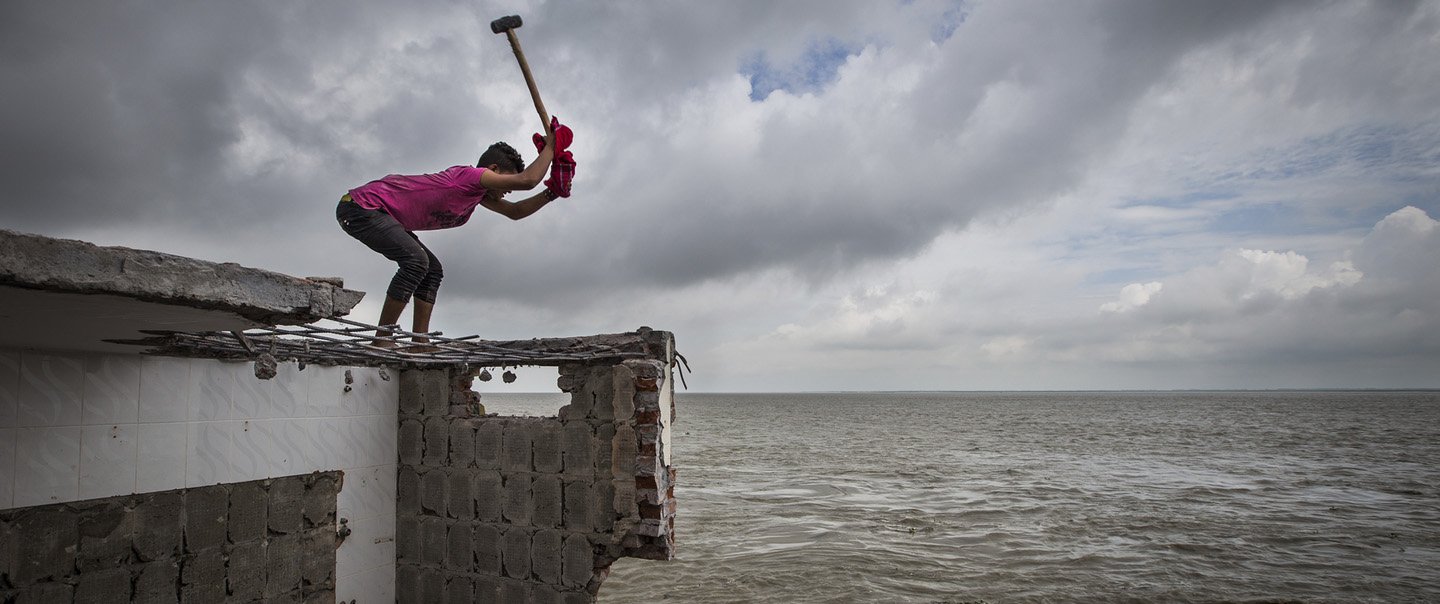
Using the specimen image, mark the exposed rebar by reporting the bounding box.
[126,317,662,370]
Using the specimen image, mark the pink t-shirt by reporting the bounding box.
[347,166,490,231]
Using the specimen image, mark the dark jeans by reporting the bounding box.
[336,201,443,304]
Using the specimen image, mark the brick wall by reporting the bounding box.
[395,346,677,603]
[0,472,341,603]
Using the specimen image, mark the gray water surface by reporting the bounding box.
[489,391,1440,603]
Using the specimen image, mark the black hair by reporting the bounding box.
[476,142,524,173]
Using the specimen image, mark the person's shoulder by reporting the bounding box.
[440,165,484,176]
[440,165,489,194]
[437,165,486,183]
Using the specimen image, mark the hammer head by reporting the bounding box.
[490,15,522,34]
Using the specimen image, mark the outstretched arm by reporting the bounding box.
[479,188,560,221]
[479,135,554,191]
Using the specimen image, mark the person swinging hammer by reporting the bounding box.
[336,117,576,348]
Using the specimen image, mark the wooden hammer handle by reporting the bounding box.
[504,30,551,135]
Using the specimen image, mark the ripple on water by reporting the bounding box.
[474,391,1440,603]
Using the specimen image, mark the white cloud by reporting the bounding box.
[1145,248,1363,316]
[1064,207,1438,377]
[1357,205,1440,284]
[981,336,1031,358]
[1101,282,1163,313]
[709,205,1439,389]
[1373,205,1439,237]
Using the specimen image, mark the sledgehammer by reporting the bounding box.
[491,15,551,135]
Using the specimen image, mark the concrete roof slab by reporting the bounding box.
[1,229,364,353]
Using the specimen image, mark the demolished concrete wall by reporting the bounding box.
[0,472,341,603]
[395,347,677,603]
[2,229,681,603]
[0,350,400,602]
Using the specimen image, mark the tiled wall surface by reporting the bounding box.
[0,472,342,603]
[0,348,398,602]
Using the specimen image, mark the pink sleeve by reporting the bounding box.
[455,166,489,196]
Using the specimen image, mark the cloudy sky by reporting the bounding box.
[3,0,1438,391]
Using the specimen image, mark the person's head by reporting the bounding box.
[477,142,523,174]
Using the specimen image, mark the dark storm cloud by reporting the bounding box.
[0,1,502,235]
[433,0,1325,305]
[0,2,276,227]
[2,0,1435,316]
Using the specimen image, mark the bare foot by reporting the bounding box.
[404,338,440,354]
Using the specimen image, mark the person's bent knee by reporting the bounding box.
[414,261,442,305]
[414,276,442,305]
[414,276,440,304]
[385,285,417,304]
[398,253,429,276]
[422,265,443,289]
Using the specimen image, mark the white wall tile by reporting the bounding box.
[302,366,347,417]
[331,417,363,471]
[346,368,376,416]
[79,424,138,500]
[336,463,396,523]
[348,416,396,470]
[186,421,236,487]
[259,419,302,477]
[298,418,346,472]
[0,350,19,428]
[136,422,187,492]
[339,370,367,417]
[231,363,268,420]
[139,357,190,422]
[83,354,141,425]
[284,419,316,474]
[347,367,399,417]
[264,363,309,418]
[0,428,15,509]
[232,361,311,420]
[18,351,84,427]
[231,420,276,481]
[345,367,397,417]
[291,418,341,474]
[298,366,339,418]
[188,360,234,421]
[346,417,378,470]
[373,370,400,415]
[376,415,398,468]
[337,564,395,604]
[14,426,80,506]
[328,417,367,470]
[335,512,396,579]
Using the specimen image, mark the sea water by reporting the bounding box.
[484,391,1440,603]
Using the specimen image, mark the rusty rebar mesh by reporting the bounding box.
[129,316,655,368]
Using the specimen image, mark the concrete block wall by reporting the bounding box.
[0,472,341,603]
[395,353,677,603]
[0,349,400,602]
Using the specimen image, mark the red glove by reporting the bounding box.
[532,116,573,154]
[534,116,575,197]
[545,152,575,198]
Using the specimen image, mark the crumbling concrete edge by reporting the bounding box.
[0,228,364,324]
[557,330,679,589]
[391,329,678,601]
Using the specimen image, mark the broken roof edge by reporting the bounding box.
[0,228,364,325]
[122,319,677,370]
